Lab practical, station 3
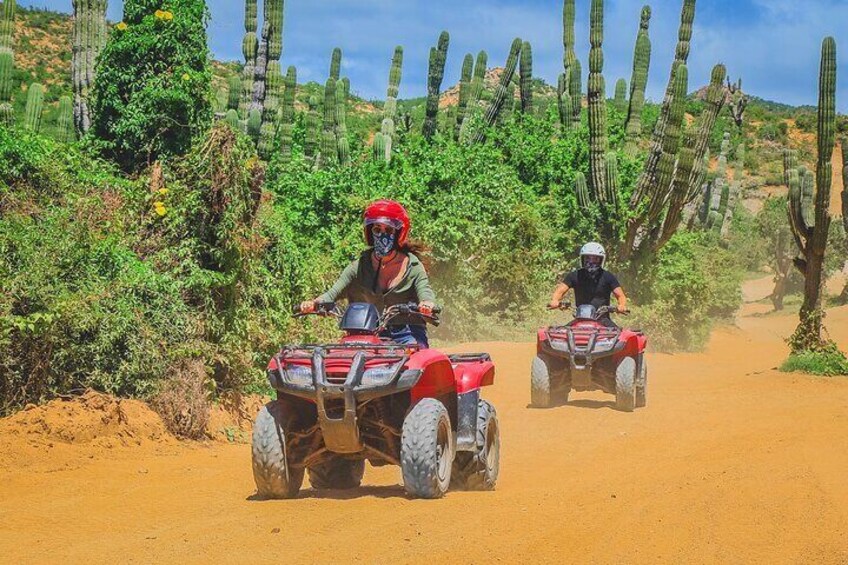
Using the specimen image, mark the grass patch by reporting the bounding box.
[780,348,848,376]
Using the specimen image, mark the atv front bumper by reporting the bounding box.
[268,347,422,454]
[540,327,626,370]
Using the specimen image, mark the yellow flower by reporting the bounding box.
[116,22,128,31]
[182,73,190,81]
[158,188,169,196]
[155,9,165,19]
[155,207,167,217]
[163,11,174,21]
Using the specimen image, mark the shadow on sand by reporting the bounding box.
[248,484,408,502]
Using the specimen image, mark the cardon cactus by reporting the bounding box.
[727,77,748,128]
[574,172,590,210]
[562,0,581,125]
[335,79,350,166]
[557,71,573,132]
[250,0,285,118]
[319,77,337,168]
[519,41,533,113]
[423,31,449,140]
[384,46,403,123]
[840,138,848,302]
[24,82,44,132]
[373,133,386,162]
[587,0,608,204]
[330,47,342,80]
[227,75,241,110]
[459,50,488,142]
[1,0,15,101]
[224,108,240,130]
[239,0,258,119]
[247,107,262,142]
[454,53,473,140]
[57,95,75,143]
[613,78,627,113]
[71,0,107,134]
[786,37,837,351]
[476,37,521,141]
[277,65,296,164]
[304,94,319,161]
[258,60,283,158]
[625,5,652,155]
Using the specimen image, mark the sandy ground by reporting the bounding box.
[1,283,848,564]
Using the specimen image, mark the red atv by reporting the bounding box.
[532,302,648,412]
[252,302,500,499]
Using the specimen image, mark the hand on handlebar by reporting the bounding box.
[547,301,571,311]
[300,300,317,314]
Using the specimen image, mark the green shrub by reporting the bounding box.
[780,344,848,376]
[90,0,212,171]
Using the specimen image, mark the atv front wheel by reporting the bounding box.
[252,400,305,499]
[636,355,647,408]
[400,398,453,499]
[451,399,500,491]
[615,356,637,413]
[308,459,365,490]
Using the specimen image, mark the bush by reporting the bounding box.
[90,0,212,171]
[781,344,848,376]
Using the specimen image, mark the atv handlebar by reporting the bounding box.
[293,301,442,327]
[547,301,572,311]
[595,305,631,317]
[292,301,339,318]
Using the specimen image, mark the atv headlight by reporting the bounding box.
[361,367,397,387]
[283,364,313,386]
[594,338,616,353]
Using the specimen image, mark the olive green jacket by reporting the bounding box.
[319,251,437,326]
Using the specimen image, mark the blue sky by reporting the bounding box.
[19,0,848,111]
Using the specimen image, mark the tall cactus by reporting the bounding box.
[24,82,44,132]
[587,0,608,205]
[318,77,337,169]
[423,31,449,139]
[227,75,241,111]
[459,51,488,142]
[557,70,573,132]
[476,38,522,142]
[250,0,285,118]
[57,95,75,143]
[454,53,473,140]
[329,47,342,81]
[71,0,107,134]
[613,79,627,112]
[384,46,403,123]
[239,0,258,119]
[563,0,581,125]
[624,5,652,155]
[840,138,848,303]
[786,37,837,351]
[519,41,533,113]
[257,60,282,158]
[335,79,350,166]
[304,94,319,162]
[277,65,296,164]
[574,172,590,210]
[0,0,15,126]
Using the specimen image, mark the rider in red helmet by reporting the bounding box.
[300,200,437,347]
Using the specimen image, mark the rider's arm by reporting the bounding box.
[549,283,570,308]
[412,266,437,312]
[613,286,628,313]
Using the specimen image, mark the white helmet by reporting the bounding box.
[579,242,607,270]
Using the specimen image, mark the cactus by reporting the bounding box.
[574,172,590,210]
[459,51,488,142]
[840,138,848,303]
[373,133,386,162]
[384,46,403,123]
[257,60,283,159]
[71,0,107,134]
[330,47,342,80]
[57,95,75,143]
[624,6,652,155]
[227,75,241,110]
[454,53,473,140]
[376,118,395,163]
[277,66,296,164]
[519,41,533,113]
[24,83,44,132]
[250,0,285,116]
[423,31,449,140]
[613,79,627,112]
[335,79,350,166]
[786,37,837,351]
[247,108,262,142]
[557,71,573,133]
[224,109,240,130]
[0,0,15,103]
[239,0,258,119]
[305,95,319,161]
[476,38,522,141]
[604,152,620,213]
[563,0,581,125]
[318,77,337,168]
[727,77,748,128]
[587,0,608,205]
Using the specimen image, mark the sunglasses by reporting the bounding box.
[371,225,397,235]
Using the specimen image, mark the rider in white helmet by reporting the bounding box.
[548,242,628,327]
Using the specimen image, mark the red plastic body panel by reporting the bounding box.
[408,350,456,402]
[453,361,496,394]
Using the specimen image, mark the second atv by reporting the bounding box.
[252,302,500,500]
[531,302,648,412]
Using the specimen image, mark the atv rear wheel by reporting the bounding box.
[400,398,453,499]
[451,399,500,491]
[615,356,637,413]
[308,458,365,490]
[251,400,305,499]
[636,355,647,408]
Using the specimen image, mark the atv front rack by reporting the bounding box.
[545,326,625,369]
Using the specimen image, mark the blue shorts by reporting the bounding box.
[381,324,430,348]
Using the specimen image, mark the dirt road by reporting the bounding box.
[1,298,848,564]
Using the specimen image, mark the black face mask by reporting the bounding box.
[373,232,397,258]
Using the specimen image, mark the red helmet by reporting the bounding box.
[363,199,411,247]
